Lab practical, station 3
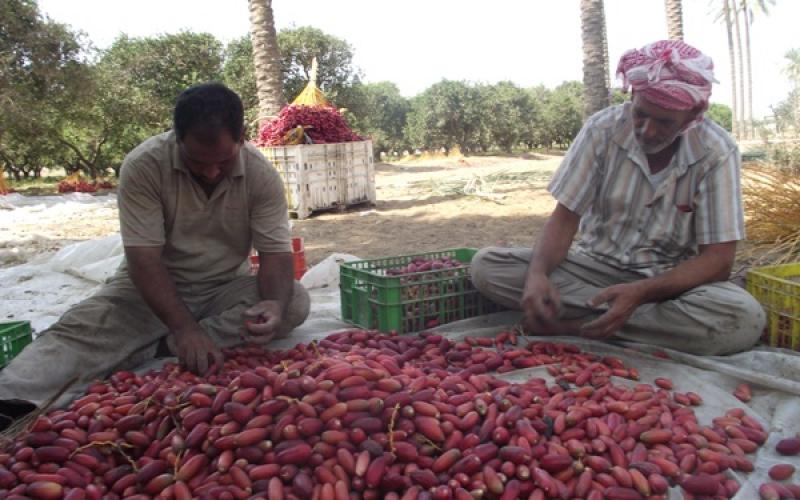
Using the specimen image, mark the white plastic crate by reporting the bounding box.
[261,141,376,219]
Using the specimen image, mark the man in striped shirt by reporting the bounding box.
[472,40,765,355]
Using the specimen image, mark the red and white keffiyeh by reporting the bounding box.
[616,40,717,115]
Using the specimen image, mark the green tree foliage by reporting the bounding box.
[772,92,797,135]
[540,81,585,148]
[92,32,225,174]
[778,48,800,132]
[400,80,587,154]
[277,27,361,104]
[610,88,630,105]
[518,82,586,150]
[223,28,362,136]
[523,86,552,149]
[223,36,259,133]
[1,15,617,178]
[33,32,226,178]
[0,0,87,179]
[1,12,227,179]
[483,82,532,153]
[346,82,410,155]
[707,103,733,131]
[403,80,486,154]
[102,32,224,127]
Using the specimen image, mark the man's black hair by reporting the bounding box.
[173,82,245,142]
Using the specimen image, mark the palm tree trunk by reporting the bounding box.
[664,0,684,40]
[742,0,754,139]
[732,1,747,139]
[580,0,610,119]
[248,0,286,126]
[723,0,740,140]
[600,1,610,92]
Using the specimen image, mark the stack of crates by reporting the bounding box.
[250,237,307,281]
[261,141,376,219]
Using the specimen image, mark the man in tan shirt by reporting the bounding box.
[0,83,309,418]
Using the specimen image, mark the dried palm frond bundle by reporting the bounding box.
[0,376,77,445]
[291,57,330,108]
[741,164,800,265]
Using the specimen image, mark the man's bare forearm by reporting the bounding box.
[637,241,737,304]
[125,246,197,333]
[257,252,294,313]
[527,203,581,278]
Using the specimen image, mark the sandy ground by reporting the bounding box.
[0,154,562,268]
[295,154,561,264]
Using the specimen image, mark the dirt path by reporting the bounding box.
[294,154,561,264]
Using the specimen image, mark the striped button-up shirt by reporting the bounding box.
[548,102,744,277]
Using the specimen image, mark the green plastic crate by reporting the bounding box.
[340,248,502,334]
[0,321,32,368]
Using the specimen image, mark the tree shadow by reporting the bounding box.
[376,196,463,211]
[375,163,449,175]
[465,151,566,160]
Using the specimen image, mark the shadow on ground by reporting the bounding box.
[375,163,449,175]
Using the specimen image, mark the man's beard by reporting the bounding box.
[635,131,680,155]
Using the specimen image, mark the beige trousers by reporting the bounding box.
[0,276,310,406]
[471,247,765,356]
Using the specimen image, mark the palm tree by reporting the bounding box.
[741,0,752,138]
[740,0,774,139]
[580,0,610,119]
[664,0,684,40]
[600,1,610,92]
[732,1,746,138]
[722,0,740,139]
[248,0,285,126]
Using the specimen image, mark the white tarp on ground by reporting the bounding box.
[0,193,120,268]
[0,192,106,210]
[1,236,799,498]
[0,234,350,335]
[0,234,124,332]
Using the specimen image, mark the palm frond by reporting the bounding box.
[740,165,800,266]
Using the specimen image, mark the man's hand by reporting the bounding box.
[581,282,646,338]
[521,273,562,333]
[173,326,223,375]
[243,300,284,345]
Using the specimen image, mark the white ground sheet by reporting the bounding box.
[1,227,798,498]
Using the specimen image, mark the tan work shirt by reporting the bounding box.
[117,131,290,292]
[548,103,744,277]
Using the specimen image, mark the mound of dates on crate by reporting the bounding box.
[385,256,465,277]
[0,329,785,500]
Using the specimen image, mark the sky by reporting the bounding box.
[37,0,799,119]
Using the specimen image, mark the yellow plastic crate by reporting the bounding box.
[747,262,800,350]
